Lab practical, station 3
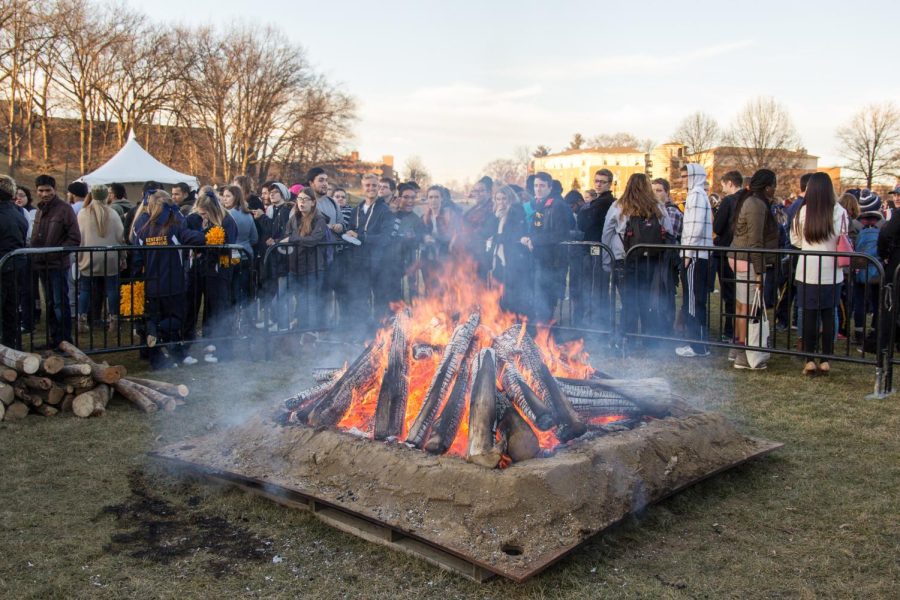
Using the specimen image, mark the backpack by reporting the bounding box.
[622,214,667,256]
[854,226,881,284]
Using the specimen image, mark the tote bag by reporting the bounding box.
[746,288,771,368]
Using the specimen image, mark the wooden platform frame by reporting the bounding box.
[151,437,781,583]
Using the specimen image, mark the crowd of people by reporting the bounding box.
[1,163,899,374]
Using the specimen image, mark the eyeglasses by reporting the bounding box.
[595,179,610,185]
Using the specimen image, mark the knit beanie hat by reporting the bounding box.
[0,175,16,202]
[271,182,291,202]
[91,184,108,201]
[67,181,89,198]
[858,190,881,213]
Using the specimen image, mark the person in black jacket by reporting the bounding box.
[458,176,498,279]
[711,170,742,340]
[132,191,206,369]
[0,176,27,348]
[346,173,392,328]
[522,172,573,324]
[575,169,616,328]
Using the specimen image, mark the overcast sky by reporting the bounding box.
[127,0,900,183]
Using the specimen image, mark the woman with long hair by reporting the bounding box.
[76,185,125,333]
[790,172,848,375]
[190,187,238,362]
[488,185,530,315]
[421,185,461,292]
[132,190,205,369]
[728,169,780,370]
[601,173,673,339]
[222,185,258,329]
[286,188,327,329]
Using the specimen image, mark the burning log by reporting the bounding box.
[497,401,540,463]
[406,311,480,448]
[374,310,411,440]
[312,367,346,383]
[493,327,586,442]
[556,377,672,417]
[0,344,41,374]
[466,349,502,468]
[72,384,112,418]
[412,343,436,360]
[423,348,472,454]
[307,341,383,428]
[499,360,555,430]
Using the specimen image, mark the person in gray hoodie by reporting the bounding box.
[675,163,713,357]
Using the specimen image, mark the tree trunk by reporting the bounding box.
[0,345,41,374]
[72,384,111,418]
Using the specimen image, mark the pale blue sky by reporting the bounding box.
[129,0,900,182]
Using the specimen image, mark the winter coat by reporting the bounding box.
[422,204,461,258]
[77,204,125,276]
[529,195,572,269]
[229,208,258,260]
[730,194,780,273]
[348,198,392,267]
[0,202,27,273]
[31,195,81,269]
[286,212,327,275]
[577,191,615,244]
[790,203,848,285]
[132,211,206,297]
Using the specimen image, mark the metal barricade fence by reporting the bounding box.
[554,242,617,337]
[0,244,252,358]
[620,243,891,395]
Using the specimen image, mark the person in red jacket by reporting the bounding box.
[30,174,81,348]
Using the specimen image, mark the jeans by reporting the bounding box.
[39,268,72,346]
[77,275,119,318]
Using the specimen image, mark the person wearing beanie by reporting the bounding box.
[76,184,124,333]
[0,175,28,348]
[858,189,882,215]
[67,181,88,215]
[31,174,81,348]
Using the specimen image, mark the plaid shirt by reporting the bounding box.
[665,200,683,242]
[681,193,713,259]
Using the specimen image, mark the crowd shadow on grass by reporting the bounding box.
[96,469,274,576]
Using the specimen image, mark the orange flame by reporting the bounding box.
[334,257,594,453]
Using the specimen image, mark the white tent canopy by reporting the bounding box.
[79,131,199,189]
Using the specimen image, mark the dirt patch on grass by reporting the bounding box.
[98,470,273,576]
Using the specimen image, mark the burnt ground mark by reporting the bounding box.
[96,470,273,576]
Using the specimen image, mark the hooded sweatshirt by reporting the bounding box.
[681,164,713,259]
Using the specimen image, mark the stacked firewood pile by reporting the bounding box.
[0,342,188,421]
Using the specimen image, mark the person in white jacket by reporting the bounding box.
[675,163,713,357]
[789,172,847,375]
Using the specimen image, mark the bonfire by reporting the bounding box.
[279,260,671,467]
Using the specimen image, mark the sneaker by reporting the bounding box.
[183,356,199,366]
[728,348,740,362]
[734,352,767,370]
[203,344,216,354]
[204,353,218,364]
[675,345,710,358]
[147,334,157,348]
[255,321,266,329]
[269,323,280,332]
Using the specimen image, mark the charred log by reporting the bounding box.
[406,311,480,448]
[556,377,672,417]
[307,341,383,428]
[423,348,472,454]
[499,360,554,430]
[497,402,540,463]
[374,310,411,440]
[465,349,502,468]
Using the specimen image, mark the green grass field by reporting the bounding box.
[0,339,898,599]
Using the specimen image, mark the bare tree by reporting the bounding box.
[402,155,430,185]
[567,133,585,151]
[482,158,526,186]
[588,131,643,149]
[836,102,900,188]
[722,97,803,172]
[672,111,720,162]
